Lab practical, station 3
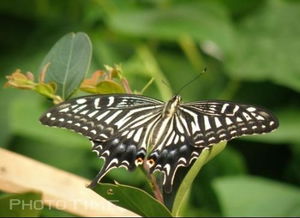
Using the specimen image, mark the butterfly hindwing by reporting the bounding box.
[146,113,203,193]
[88,108,163,187]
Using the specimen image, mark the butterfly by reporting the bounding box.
[39,94,279,193]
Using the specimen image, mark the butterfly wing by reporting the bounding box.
[147,100,279,192]
[40,95,279,193]
[39,94,164,187]
[181,100,279,147]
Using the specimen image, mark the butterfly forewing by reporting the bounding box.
[181,100,279,147]
[40,94,279,193]
[40,94,163,139]
[40,94,164,186]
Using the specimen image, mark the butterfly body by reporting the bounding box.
[40,93,278,193]
[148,95,181,150]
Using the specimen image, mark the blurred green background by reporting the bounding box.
[1,0,300,216]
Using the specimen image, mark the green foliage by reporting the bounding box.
[225,0,300,92]
[1,0,300,216]
[243,107,300,144]
[0,192,42,217]
[213,176,300,216]
[39,32,92,100]
[94,183,172,217]
[172,141,227,216]
[108,1,235,54]
[86,80,125,94]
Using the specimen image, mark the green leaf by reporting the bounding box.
[218,0,261,16]
[93,183,172,217]
[172,141,227,216]
[94,80,125,94]
[39,32,92,99]
[40,207,76,217]
[105,167,146,187]
[155,51,228,101]
[179,147,247,216]
[213,176,300,216]
[9,92,92,174]
[225,0,300,92]
[0,192,42,217]
[0,88,17,147]
[10,92,89,149]
[286,143,300,185]
[108,1,235,55]
[135,45,173,101]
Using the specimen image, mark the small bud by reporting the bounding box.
[4,69,35,90]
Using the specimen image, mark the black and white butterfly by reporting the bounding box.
[39,94,279,193]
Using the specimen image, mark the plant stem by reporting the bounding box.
[143,162,164,204]
[140,77,155,94]
[136,44,172,101]
[218,79,240,100]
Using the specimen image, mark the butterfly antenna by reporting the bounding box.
[175,67,207,95]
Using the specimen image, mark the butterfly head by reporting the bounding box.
[171,95,182,105]
[163,95,182,117]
